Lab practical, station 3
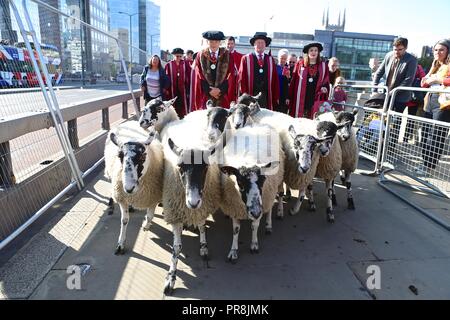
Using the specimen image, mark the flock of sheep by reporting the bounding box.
[103,93,359,295]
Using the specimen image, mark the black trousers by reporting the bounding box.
[421,107,450,169]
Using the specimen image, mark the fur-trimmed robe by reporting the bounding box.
[190,47,234,111]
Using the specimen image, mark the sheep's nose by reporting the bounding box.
[187,199,201,209]
[125,186,135,194]
[299,165,309,174]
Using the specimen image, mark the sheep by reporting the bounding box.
[183,100,233,143]
[284,119,335,216]
[159,117,226,295]
[218,123,285,262]
[104,121,164,254]
[316,110,359,209]
[309,121,342,223]
[138,97,179,133]
[227,99,333,220]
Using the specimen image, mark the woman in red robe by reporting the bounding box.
[165,48,191,118]
[287,42,330,118]
[190,31,234,110]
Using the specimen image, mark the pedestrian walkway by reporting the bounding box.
[1,159,450,300]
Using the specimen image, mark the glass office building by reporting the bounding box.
[315,30,396,81]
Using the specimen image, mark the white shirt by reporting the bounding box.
[146,70,160,98]
[254,51,265,59]
[209,48,219,59]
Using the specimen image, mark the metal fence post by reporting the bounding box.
[122,101,128,119]
[102,108,110,131]
[67,119,79,149]
[0,141,15,188]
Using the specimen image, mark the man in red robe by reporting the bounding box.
[226,36,243,103]
[165,48,191,118]
[238,32,279,109]
[191,31,234,110]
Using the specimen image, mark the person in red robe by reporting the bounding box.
[238,32,279,110]
[191,31,234,110]
[165,48,191,118]
[226,36,243,103]
[287,42,330,118]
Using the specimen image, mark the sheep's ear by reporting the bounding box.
[261,161,279,170]
[168,138,183,157]
[206,100,214,109]
[248,101,260,113]
[110,132,121,147]
[288,125,297,140]
[220,165,239,176]
[352,108,359,116]
[164,97,177,108]
[316,135,333,143]
[253,92,262,101]
[143,129,158,146]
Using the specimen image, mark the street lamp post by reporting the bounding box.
[118,11,138,76]
[150,33,160,57]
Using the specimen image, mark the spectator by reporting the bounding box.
[238,32,279,109]
[276,48,290,113]
[328,57,341,88]
[331,76,347,112]
[185,50,194,66]
[165,48,191,118]
[369,57,380,81]
[404,63,426,143]
[226,36,243,103]
[287,42,330,118]
[191,30,233,110]
[418,39,450,173]
[140,54,170,105]
[372,37,418,150]
[288,53,297,79]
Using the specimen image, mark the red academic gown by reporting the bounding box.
[288,59,329,118]
[238,52,279,110]
[227,50,244,103]
[191,47,234,111]
[165,60,191,117]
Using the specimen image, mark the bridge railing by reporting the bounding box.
[0,0,148,250]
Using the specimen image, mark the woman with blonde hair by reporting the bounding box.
[419,39,450,172]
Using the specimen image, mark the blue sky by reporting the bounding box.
[154,0,449,57]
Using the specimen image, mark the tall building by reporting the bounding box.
[139,0,160,65]
[0,0,18,43]
[108,0,139,65]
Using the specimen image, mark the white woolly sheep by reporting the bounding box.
[310,121,342,223]
[316,110,359,209]
[218,123,285,262]
[159,117,225,295]
[104,121,164,254]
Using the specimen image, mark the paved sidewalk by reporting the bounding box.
[1,159,450,300]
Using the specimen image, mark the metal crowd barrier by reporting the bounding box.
[335,84,389,175]
[379,86,450,231]
[0,0,148,250]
